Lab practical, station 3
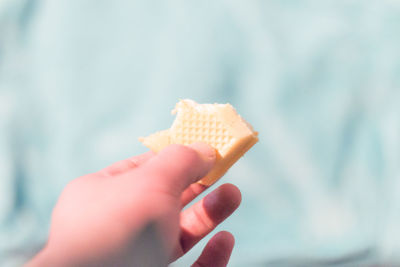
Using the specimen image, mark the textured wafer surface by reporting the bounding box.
[172,112,234,153]
[140,99,258,185]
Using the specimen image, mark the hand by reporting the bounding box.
[27,143,242,267]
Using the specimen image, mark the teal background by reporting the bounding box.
[1,0,400,266]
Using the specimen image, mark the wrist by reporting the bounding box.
[26,245,71,267]
[26,246,52,267]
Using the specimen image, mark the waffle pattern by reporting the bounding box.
[172,112,235,153]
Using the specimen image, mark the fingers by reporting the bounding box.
[178,184,241,255]
[192,231,235,267]
[140,143,216,195]
[181,183,208,207]
[101,151,155,176]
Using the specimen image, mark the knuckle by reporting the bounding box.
[192,204,215,230]
[126,158,139,168]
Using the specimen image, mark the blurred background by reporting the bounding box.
[1,0,400,266]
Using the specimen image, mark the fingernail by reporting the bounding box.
[188,142,216,165]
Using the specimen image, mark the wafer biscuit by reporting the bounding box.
[139,99,258,185]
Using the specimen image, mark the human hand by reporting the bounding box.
[27,143,241,267]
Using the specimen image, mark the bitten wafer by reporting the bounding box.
[139,99,258,186]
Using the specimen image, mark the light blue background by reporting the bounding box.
[1,0,400,266]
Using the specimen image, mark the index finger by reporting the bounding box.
[101,151,155,176]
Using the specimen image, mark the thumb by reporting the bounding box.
[141,143,216,195]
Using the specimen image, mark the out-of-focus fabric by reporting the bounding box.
[1,0,399,266]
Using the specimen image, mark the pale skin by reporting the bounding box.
[27,143,242,267]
